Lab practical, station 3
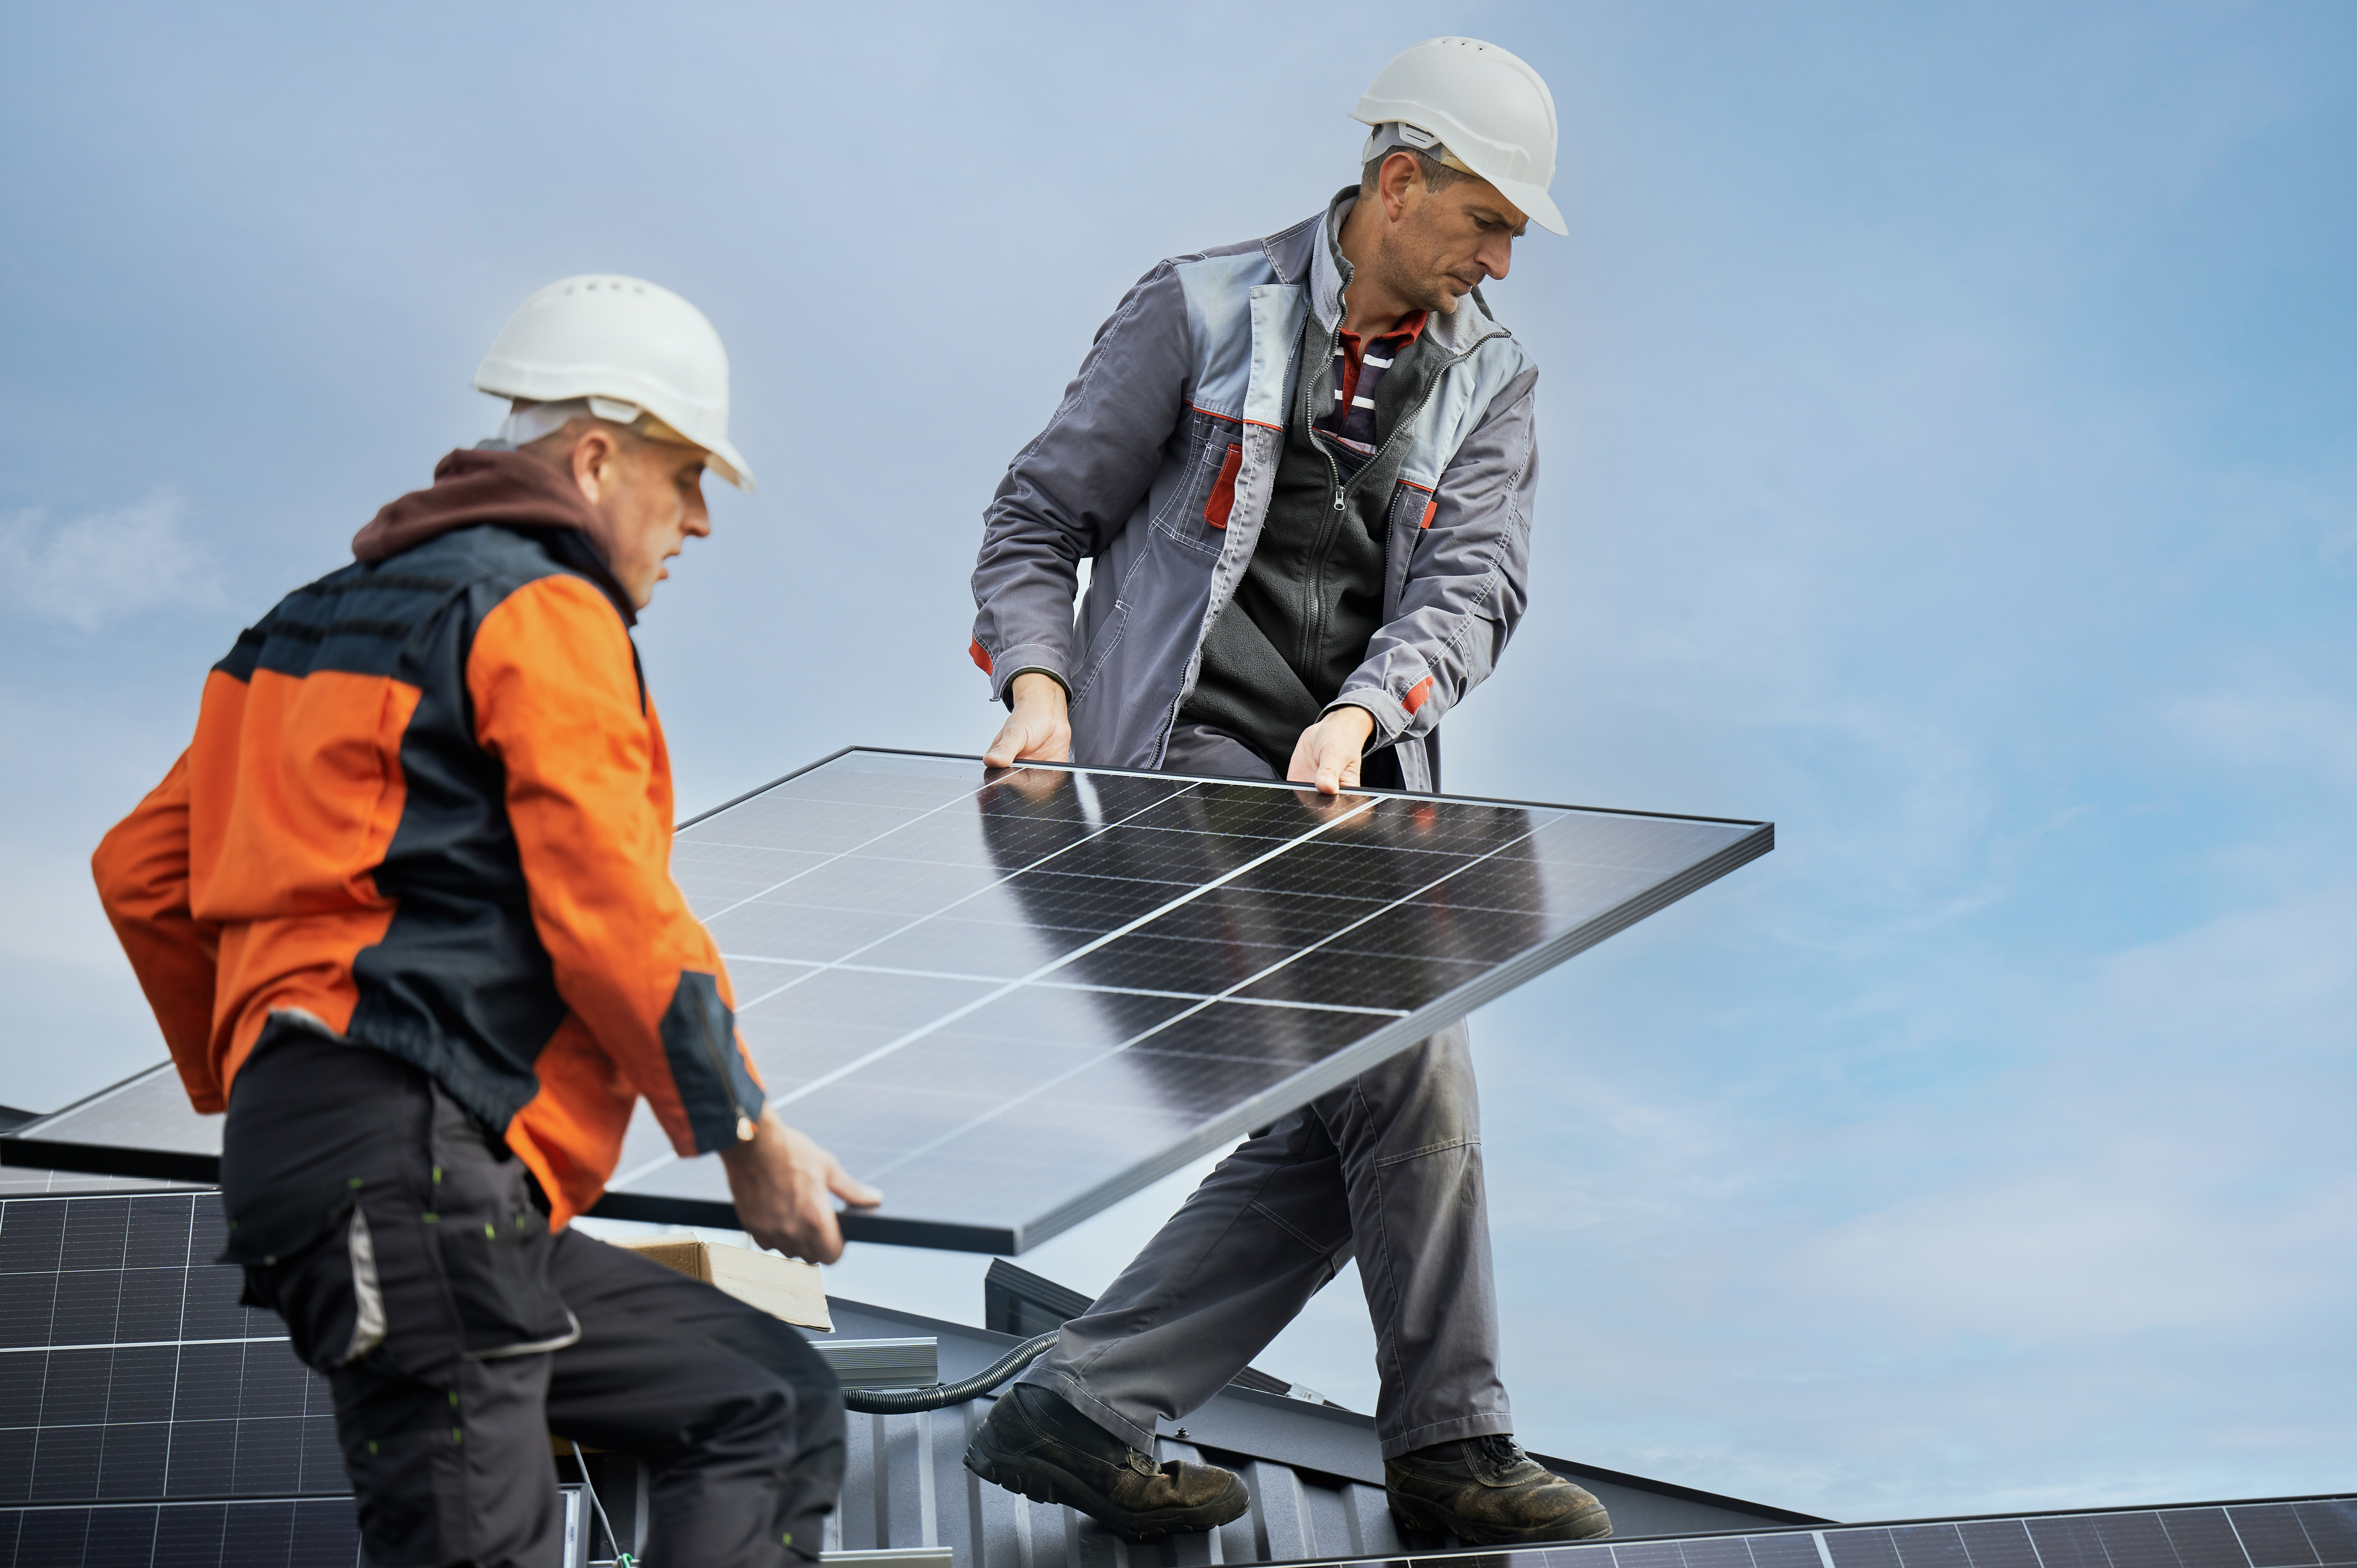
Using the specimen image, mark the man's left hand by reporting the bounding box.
[718,1112,882,1265]
[1286,705,1378,796]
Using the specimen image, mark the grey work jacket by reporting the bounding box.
[968,197,1541,793]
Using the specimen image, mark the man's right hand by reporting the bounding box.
[984,671,1072,767]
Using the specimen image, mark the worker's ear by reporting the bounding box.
[571,427,624,507]
[1379,149,1424,223]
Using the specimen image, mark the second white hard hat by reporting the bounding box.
[475,275,755,491]
[1351,37,1566,237]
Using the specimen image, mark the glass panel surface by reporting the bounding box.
[4,750,1770,1252]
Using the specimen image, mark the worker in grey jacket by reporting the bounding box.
[962,39,1611,1550]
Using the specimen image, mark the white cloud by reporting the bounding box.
[0,488,225,632]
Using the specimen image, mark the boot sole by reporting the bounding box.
[964,1442,1249,1544]
[1388,1489,1614,1546]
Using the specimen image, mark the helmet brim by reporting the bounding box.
[1484,172,1567,238]
[476,361,757,493]
[697,435,756,493]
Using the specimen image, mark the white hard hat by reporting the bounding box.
[475,275,755,491]
[1350,37,1566,237]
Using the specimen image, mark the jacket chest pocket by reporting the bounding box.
[1152,413,1244,559]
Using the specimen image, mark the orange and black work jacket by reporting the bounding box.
[91,447,764,1228]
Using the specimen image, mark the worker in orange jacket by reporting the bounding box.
[92,275,876,1568]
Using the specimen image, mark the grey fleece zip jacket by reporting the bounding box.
[968,191,1541,793]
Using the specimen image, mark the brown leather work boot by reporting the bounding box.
[1385,1434,1614,1545]
[963,1384,1251,1542]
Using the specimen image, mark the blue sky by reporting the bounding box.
[3,0,2351,1524]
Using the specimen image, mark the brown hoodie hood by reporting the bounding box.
[352,446,636,623]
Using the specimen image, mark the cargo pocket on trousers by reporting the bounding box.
[435,1207,579,1359]
[221,1181,388,1372]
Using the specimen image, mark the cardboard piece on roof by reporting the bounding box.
[613,1234,832,1331]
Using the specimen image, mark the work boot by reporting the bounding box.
[1384,1434,1613,1545]
[964,1384,1250,1542]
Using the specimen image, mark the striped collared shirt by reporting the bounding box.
[1316,309,1430,469]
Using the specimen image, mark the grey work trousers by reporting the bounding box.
[1021,722,1511,1461]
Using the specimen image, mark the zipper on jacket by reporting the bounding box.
[1296,281,1504,681]
[1156,253,1508,761]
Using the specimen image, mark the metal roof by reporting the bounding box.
[793,1298,2356,1568]
[799,1296,1822,1568]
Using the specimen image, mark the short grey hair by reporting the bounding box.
[1359,144,1470,199]
[1356,124,1474,199]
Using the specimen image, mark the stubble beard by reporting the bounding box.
[1374,229,1462,318]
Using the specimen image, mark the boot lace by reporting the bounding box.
[1472,1434,1527,1466]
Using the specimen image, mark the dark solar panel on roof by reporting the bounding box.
[0,1192,360,1566]
[2,749,1772,1254]
[1406,1501,2357,1568]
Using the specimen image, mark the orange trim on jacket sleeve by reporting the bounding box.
[468,573,761,1171]
[1404,676,1435,715]
[92,750,226,1112]
[969,639,994,676]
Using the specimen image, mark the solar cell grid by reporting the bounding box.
[2023,1513,2110,1568]
[1605,1542,1689,1568]
[1747,1536,1831,1568]
[2299,1502,2357,1566]
[1394,1504,2357,1568]
[1888,1524,1973,1568]
[2234,1504,2330,1567]
[0,1193,348,1539]
[0,1497,363,1567]
[1827,1528,1905,1568]
[1954,1519,2042,1568]
[1677,1537,1760,1568]
[2096,1512,2185,1568]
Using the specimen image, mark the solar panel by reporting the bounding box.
[1418,1498,2357,1568]
[3,749,1772,1254]
[0,1190,361,1566]
[7,1201,2342,1568]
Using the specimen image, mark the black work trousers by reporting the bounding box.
[219,1021,843,1568]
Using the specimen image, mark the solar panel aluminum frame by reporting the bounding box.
[0,1118,213,1188]
[0,747,1774,1255]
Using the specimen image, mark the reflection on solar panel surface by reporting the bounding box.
[608,750,1771,1249]
[1424,1499,2357,1568]
[0,1191,359,1566]
[2,750,1772,1253]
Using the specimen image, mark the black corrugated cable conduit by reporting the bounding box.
[841,1331,1059,1414]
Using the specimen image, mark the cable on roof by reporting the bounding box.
[842,1331,1058,1414]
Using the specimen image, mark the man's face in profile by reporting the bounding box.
[1380,157,1530,316]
